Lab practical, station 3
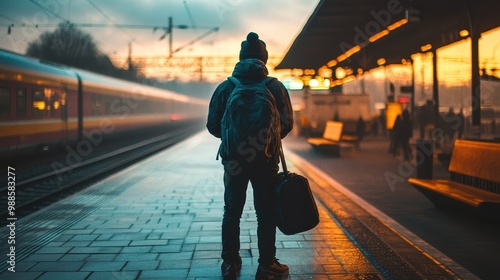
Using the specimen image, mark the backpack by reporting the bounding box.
[218,77,281,162]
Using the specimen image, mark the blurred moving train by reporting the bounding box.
[0,49,208,160]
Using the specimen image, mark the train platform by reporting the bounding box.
[1,130,479,280]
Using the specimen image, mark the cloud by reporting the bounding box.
[0,0,319,58]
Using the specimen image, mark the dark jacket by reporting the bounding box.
[206,58,293,140]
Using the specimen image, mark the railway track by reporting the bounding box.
[0,125,201,220]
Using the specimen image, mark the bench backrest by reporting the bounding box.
[323,121,343,142]
[449,139,500,193]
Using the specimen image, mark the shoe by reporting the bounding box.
[221,256,242,279]
[255,258,289,279]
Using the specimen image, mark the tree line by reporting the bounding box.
[26,22,141,82]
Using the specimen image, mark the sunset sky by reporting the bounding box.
[0,0,499,86]
[0,0,318,64]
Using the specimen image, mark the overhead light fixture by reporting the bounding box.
[337,45,361,62]
[459,30,469,37]
[377,58,386,65]
[387,18,408,31]
[327,59,337,67]
[369,30,389,43]
[420,44,432,52]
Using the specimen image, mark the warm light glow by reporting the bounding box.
[331,80,343,87]
[377,58,386,65]
[386,102,402,129]
[459,30,469,37]
[170,114,181,121]
[337,53,348,62]
[342,75,355,83]
[53,101,60,110]
[387,18,408,31]
[346,45,361,56]
[318,67,332,78]
[33,101,46,111]
[327,59,337,67]
[421,44,432,52]
[357,68,364,75]
[337,45,361,62]
[289,80,304,90]
[292,68,304,76]
[369,30,390,43]
[335,67,346,79]
[304,69,316,75]
[309,79,319,87]
[15,74,22,80]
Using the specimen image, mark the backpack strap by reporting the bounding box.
[227,76,240,87]
[261,76,276,87]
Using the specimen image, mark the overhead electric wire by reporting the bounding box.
[86,0,136,42]
[183,0,197,33]
[28,0,68,22]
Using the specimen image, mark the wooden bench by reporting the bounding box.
[307,121,344,156]
[408,139,500,215]
[341,134,359,148]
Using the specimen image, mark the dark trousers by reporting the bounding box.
[221,160,278,265]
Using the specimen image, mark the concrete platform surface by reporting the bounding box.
[0,131,471,279]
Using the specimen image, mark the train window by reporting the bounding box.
[0,86,10,118]
[50,90,61,118]
[32,88,47,118]
[16,88,27,117]
[91,94,103,115]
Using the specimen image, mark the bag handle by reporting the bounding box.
[278,138,291,181]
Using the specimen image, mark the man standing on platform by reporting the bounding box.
[207,32,293,279]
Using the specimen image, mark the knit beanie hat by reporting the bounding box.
[239,32,268,64]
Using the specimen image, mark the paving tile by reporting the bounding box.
[120,246,152,253]
[114,253,159,261]
[69,234,100,241]
[80,261,126,271]
[35,246,72,254]
[24,254,64,262]
[29,261,84,271]
[69,246,122,254]
[0,272,43,279]
[85,254,118,262]
[158,259,191,269]
[122,260,160,270]
[36,271,90,280]
[151,245,182,253]
[63,241,93,247]
[89,240,130,247]
[59,254,90,262]
[14,261,38,272]
[86,271,139,280]
[129,239,169,246]
[139,269,189,279]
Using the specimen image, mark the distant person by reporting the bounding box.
[457,108,465,139]
[379,109,386,135]
[206,32,293,279]
[400,109,413,160]
[371,116,379,136]
[389,115,401,155]
[356,116,366,141]
[444,107,456,142]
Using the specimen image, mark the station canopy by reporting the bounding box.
[276,0,500,74]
